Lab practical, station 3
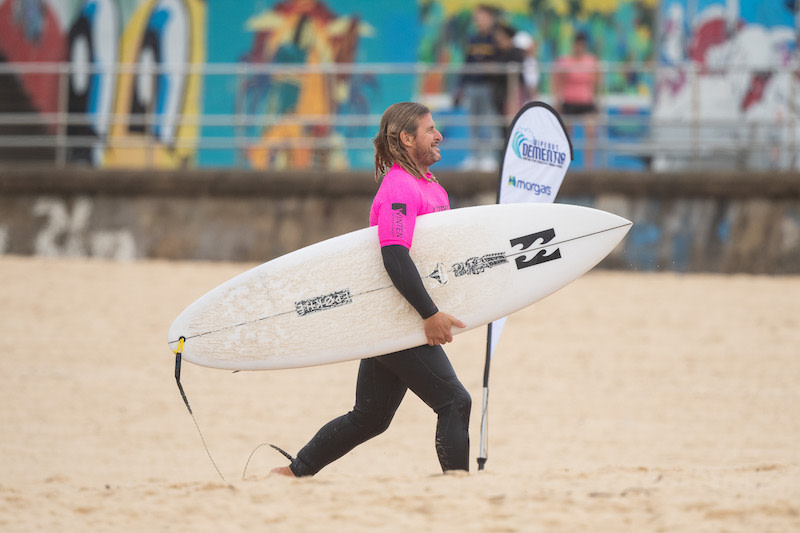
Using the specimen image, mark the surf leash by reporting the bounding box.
[173,337,227,483]
[241,444,295,480]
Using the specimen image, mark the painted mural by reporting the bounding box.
[654,0,799,170]
[0,0,205,168]
[198,0,416,169]
[0,0,68,119]
[0,0,797,170]
[238,0,375,170]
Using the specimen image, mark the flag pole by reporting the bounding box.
[477,118,507,471]
[477,322,493,471]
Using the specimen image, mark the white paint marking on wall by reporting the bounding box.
[780,215,800,253]
[33,197,91,256]
[91,231,137,261]
[0,226,8,255]
[32,196,137,260]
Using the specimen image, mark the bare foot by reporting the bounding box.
[270,466,296,477]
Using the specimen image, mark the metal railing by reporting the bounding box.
[0,61,797,170]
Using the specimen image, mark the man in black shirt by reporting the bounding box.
[453,4,500,172]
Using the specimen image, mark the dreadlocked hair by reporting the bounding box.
[373,102,437,183]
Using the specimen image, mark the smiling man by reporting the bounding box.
[271,102,471,477]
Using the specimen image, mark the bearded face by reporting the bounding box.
[409,113,442,170]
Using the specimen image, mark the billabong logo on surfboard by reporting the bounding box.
[511,128,568,168]
[509,228,562,269]
[449,228,562,278]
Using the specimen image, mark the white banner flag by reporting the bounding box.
[478,102,572,470]
[488,102,573,361]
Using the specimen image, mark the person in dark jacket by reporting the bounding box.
[453,4,501,171]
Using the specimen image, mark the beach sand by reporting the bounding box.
[0,256,798,532]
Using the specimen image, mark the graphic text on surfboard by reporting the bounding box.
[296,289,353,316]
[452,253,508,277]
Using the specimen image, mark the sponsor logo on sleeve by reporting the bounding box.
[391,203,407,238]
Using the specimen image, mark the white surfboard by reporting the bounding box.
[168,203,631,370]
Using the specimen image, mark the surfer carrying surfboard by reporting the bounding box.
[272,102,471,477]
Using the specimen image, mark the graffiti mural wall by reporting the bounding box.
[198,0,417,169]
[91,0,205,168]
[0,0,206,168]
[238,4,374,170]
[0,0,69,118]
[1,0,796,170]
[654,0,799,170]
[0,0,659,170]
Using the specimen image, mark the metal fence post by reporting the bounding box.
[56,63,69,168]
[690,62,699,165]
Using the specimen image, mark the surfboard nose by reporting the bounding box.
[593,210,632,261]
[611,213,633,232]
[584,205,632,238]
[597,210,632,245]
[591,205,632,230]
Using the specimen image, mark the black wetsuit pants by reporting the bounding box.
[289,344,471,476]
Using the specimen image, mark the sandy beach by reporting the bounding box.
[0,255,798,532]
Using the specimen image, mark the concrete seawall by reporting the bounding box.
[1,167,798,273]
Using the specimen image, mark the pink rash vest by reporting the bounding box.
[556,54,599,105]
[370,164,450,248]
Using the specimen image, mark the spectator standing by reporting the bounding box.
[552,32,600,169]
[454,4,500,172]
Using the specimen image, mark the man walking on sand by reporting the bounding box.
[271,102,471,477]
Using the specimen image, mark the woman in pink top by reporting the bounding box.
[553,32,600,168]
[271,102,471,477]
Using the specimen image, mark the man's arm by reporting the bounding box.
[381,244,437,318]
[381,245,465,345]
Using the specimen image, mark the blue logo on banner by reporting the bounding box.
[512,130,567,167]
